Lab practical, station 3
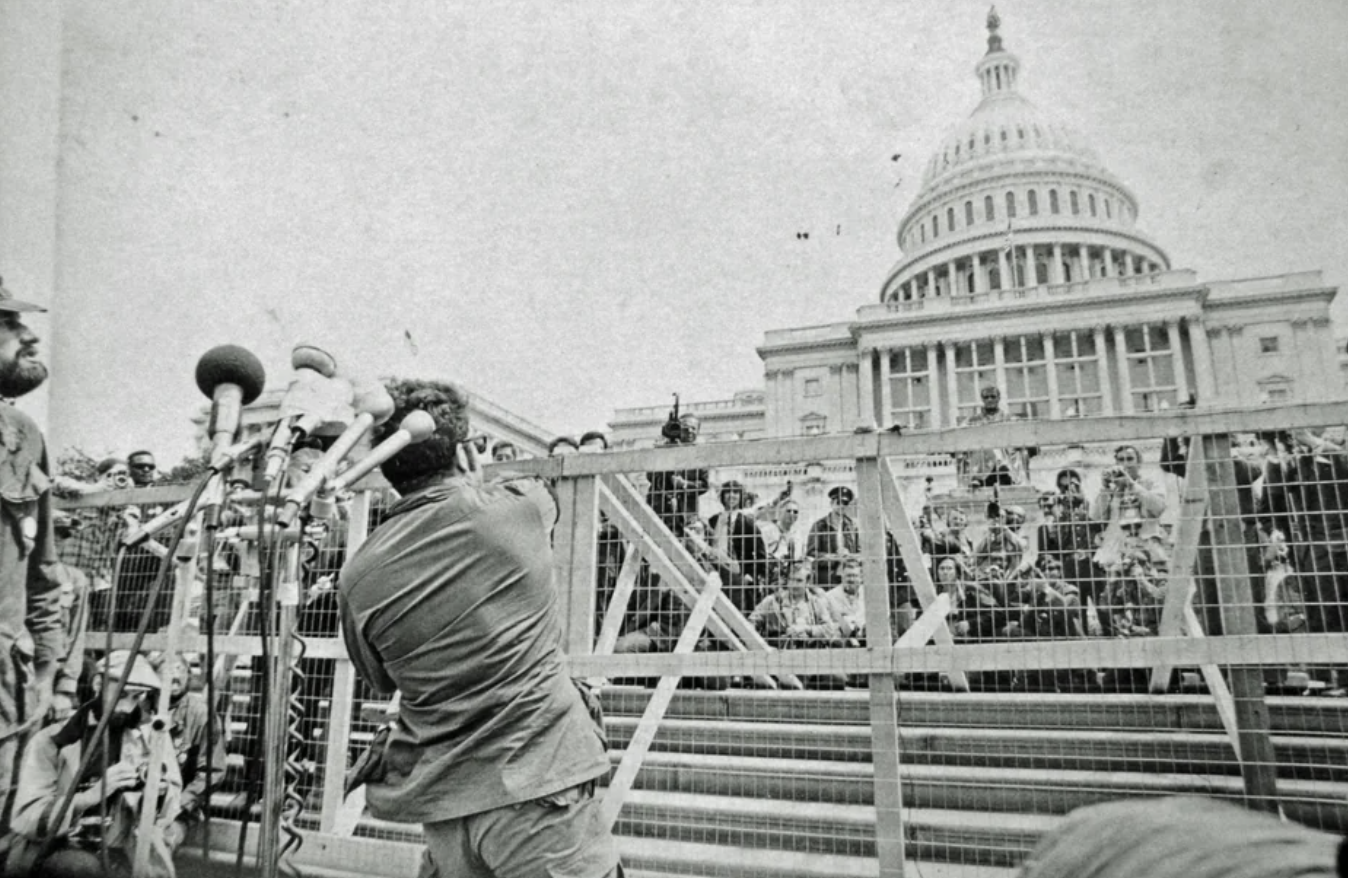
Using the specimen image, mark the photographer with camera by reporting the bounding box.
[7,651,183,878]
[1090,446,1166,564]
[646,398,710,538]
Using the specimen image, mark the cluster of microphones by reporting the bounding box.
[122,342,435,547]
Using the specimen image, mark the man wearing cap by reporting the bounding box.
[957,385,1038,487]
[8,651,183,877]
[0,279,64,843]
[338,379,620,878]
[646,413,709,538]
[806,486,860,586]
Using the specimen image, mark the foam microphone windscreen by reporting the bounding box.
[195,344,266,404]
[291,344,337,378]
[352,379,396,426]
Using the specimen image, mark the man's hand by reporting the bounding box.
[456,437,483,486]
[49,691,75,722]
[71,761,141,812]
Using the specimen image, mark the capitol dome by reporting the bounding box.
[881,9,1169,303]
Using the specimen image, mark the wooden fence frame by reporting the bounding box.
[62,399,1348,877]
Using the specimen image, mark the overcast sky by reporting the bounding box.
[42,0,1348,464]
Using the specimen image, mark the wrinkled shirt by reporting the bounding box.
[338,475,609,823]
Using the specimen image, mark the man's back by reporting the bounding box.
[338,476,609,824]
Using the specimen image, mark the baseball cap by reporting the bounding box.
[0,277,47,313]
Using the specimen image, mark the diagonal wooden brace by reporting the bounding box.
[599,570,724,829]
[879,458,970,691]
[598,474,770,653]
[1150,437,1209,693]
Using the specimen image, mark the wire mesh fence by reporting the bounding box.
[52,402,1348,878]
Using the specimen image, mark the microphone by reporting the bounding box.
[122,499,192,547]
[274,391,408,528]
[324,410,436,496]
[262,345,347,484]
[195,345,266,466]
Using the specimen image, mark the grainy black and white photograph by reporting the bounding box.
[0,3,1345,877]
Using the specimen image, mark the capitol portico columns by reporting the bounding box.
[1112,325,1133,413]
[1043,331,1061,418]
[946,260,957,296]
[945,342,960,426]
[1078,245,1090,279]
[1093,325,1115,414]
[1167,320,1189,404]
[993,335,1008,398]
[997,248,1009,291]
[926,341,942,428]
[1187,318,1217,402]
[1051,244,1064,284]
[857,348,875,428]
[878,348,893,428]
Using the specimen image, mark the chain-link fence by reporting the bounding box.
[55,402,1348,877]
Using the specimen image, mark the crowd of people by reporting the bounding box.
[3,266,1347,875]
[564,394,1348,696]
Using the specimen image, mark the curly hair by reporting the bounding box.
[374,378,470,493]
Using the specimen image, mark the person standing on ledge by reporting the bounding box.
[0,279,63,845]
[338,378,621,878]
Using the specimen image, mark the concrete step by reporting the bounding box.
[599,686,1348,736]
[620,789,1057,867]
[603,717,1348,781]
[619,836,1014,878]
[612,750,1348,833]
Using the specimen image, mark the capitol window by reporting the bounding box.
[1259,336,1279,354]
[1070,191,1080,215]
[1006,191,1017,218]
[1125,325,1178,412]
[954,340,998,421]
[1104,199,1112,219]
[1004,335,1049,419]
[965,201,974,226]
[1027,190,1039,216]
[888,348,931,430]
[932,215,939,237]
[1088,193,1097,217]
[1054,330,1103,417]
[804,378,822,397]
[947,207,956,231]
[1049,190,1060,214]
[984,195,995,221]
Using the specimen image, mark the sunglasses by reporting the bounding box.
[129,462,156,471]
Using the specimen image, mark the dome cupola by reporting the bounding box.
[880,9,1169,304]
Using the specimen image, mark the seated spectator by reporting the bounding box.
[935,557,1004,642]
[547,435,579,457]
[823,555,865,645]
[578,431,608,454]
[748,560,845,689]
[759,497,804,586]
[974,504,1029,576]
[611,572,727,691]
[806,486,859,586]
[490,440,518,462]
[1019,557,1085,640]
[921,506,973,576]
[8,651,184,877]
[1102,523,1168,638]
[1091,444,1167,567]
[50,512,94,723]
[707,482,772,612]
[1038,470,1107,633]
[149,654,228,851]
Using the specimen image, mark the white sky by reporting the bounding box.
[43,0,1348,464]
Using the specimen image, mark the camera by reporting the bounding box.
[1103,466,1126,487]
[661,393,685,443]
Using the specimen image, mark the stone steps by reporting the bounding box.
[605,716,1348,781]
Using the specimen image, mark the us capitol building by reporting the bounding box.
[611,10,1341,479]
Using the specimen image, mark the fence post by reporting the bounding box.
[1202,432,1280,812]
[855,454,906,878]
[318,489,370,832]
